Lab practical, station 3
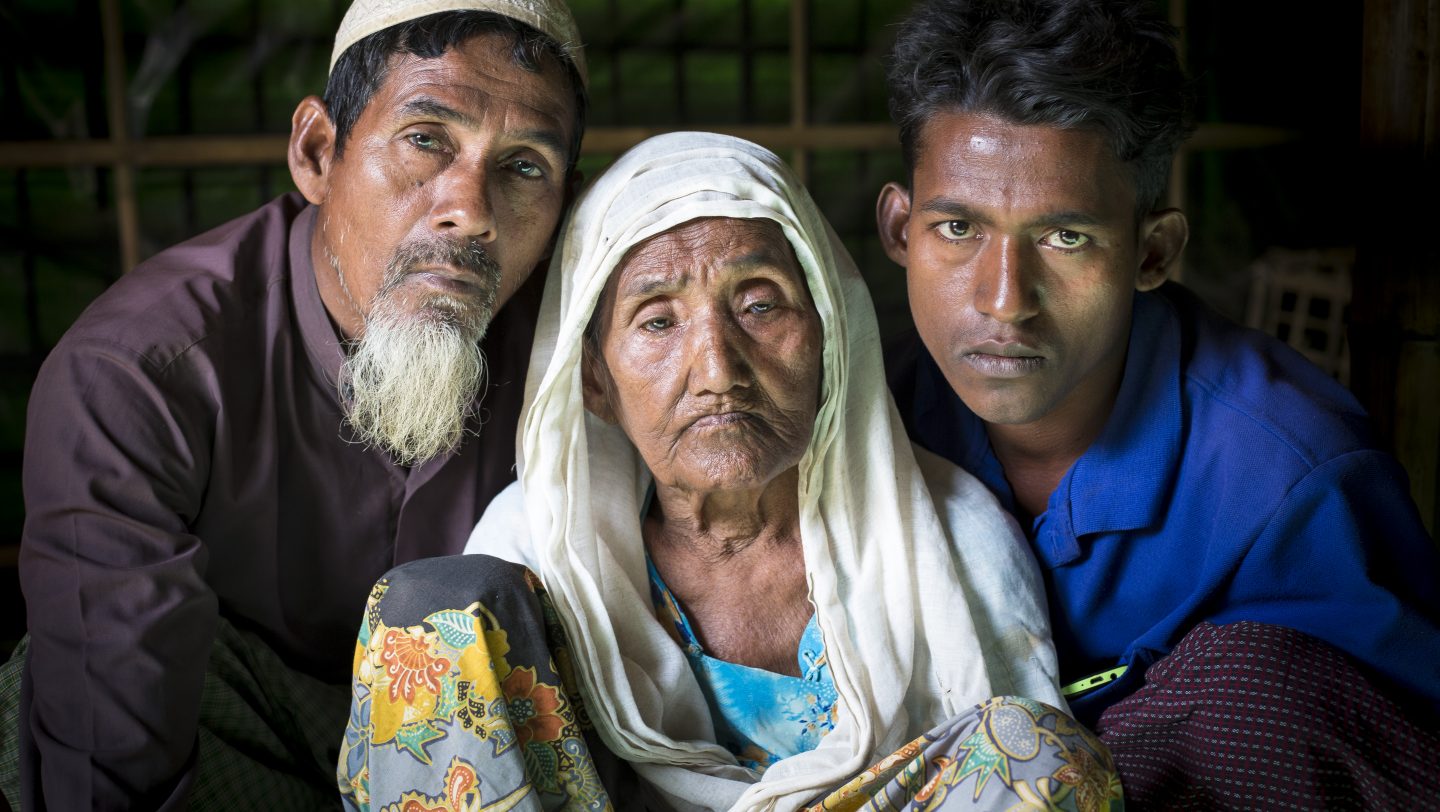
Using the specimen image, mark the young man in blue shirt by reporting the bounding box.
[878,0,1440,804]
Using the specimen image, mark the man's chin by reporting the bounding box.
[398,295,492,336]
[954,385,1054,427]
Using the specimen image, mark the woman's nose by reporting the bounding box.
[687,312,749,395]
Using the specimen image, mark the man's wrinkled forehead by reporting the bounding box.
[377,46,576,137]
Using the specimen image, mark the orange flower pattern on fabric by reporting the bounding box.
[339,572,612,811]
[381,628,452,704]
[500,666,567,748]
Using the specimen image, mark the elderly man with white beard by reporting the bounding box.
[0,1,587,808]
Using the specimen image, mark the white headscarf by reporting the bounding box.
[471,132,1047,810]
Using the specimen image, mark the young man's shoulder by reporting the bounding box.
[54,192,312,371]
[1153,283,1378,470]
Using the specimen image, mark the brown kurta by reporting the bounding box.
[17,192,540,808]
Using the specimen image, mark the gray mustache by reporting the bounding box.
[384,239,499,288]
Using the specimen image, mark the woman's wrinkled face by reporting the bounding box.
[583,217,824,495]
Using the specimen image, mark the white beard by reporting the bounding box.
[336,237,501,466]
[341,294,488,466]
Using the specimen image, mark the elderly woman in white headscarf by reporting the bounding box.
[338,133,1120,811]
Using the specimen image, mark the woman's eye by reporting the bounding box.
[642,316,673,331]
[938,220,976,241]
[1043,229,1091,250]
[746,301,775,315]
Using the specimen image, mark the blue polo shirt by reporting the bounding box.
[889,282,1440,726]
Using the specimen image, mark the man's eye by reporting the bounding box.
[938,220,976,241]
[510,159,544,179]
[746,301,775,315]
[1042,229,1091,250]
[642,316,673,331]
[407,133,441,151]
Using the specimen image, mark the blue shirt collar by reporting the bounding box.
[1055,290,1183,546]
[913,291,1183,565]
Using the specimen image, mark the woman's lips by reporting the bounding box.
[690,411,752,429]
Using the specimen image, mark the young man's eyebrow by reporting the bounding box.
[918,197,1106,230]
[1025,211,1106,229]
[917,197,987,222]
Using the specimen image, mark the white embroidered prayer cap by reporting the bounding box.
[329,0,587,84]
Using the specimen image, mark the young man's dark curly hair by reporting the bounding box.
[887,0,1194,215]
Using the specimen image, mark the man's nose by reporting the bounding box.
[428,160,498,242]
[973,236,1040,323]
[688,311,749,395]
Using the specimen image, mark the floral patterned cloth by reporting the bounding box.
[811,696,1123,812]
[337,557,614,811]
[340,555,1123,811]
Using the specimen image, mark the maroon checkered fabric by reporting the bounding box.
[1096,621,1440,810]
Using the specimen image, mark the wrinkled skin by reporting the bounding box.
[582,216,823,675]
[584,216,823,503]
[289,31,578,339]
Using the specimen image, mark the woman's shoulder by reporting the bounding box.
[463,480,537,569]
[912,442,1065,706]
[911,443,1027,551]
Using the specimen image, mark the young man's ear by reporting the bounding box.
[580,345,617,424]
[1136,209,1189,291]
[289,95,337,206]
[876,182,913,269]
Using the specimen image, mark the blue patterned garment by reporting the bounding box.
[645,558,838,771]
